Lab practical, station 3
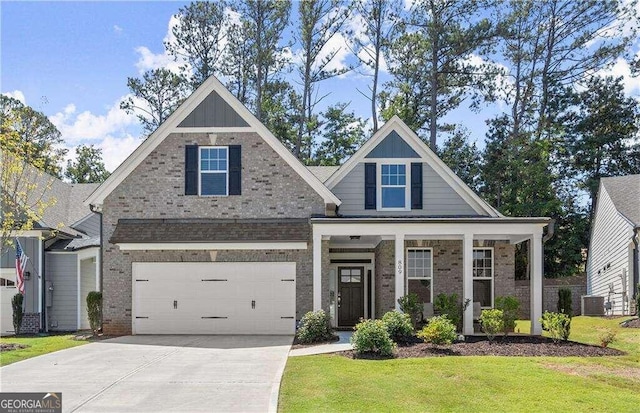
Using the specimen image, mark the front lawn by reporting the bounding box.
[0,334,88,366]
[279,316,640,412]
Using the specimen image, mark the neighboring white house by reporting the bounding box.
[587,175,640,315]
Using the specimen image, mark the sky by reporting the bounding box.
[2,1,640,173]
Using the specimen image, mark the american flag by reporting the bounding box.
[15,239,28,294]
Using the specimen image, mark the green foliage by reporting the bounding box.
[433,293,469,332]
[438,129,482,192]
[636,284,640,316]
[417,315,457,345]
[11,293,24,335]
[314,103,366,166]
[557,288,573,316]
[86,291,102,335]
[397,293,422,328]
[65,145,111,183]
[351,319,396,357]
[495,296,520,335]
[381,310,413,342]
[597,328,616,348]
[540,311,571,343]
[296,310,333,344]
[479,309,504,343]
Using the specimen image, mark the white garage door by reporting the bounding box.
[132,262,296,335]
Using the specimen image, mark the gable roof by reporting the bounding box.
[324,116,501,217]
[307,166,339,183]
[601,174,640,226]
[84,76,341,207]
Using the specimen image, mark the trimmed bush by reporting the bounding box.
[12,293,24,335]
[540,311,571,343]
[86,291,102,335]
[598,328,616,348]
[351,319,396,357]
[381,310,413,342]
[495,296,520,336]
[479,309,504,343]
[417,315,457,345]
[397,293,422,328]
[296,310,333,344]
[434,293,469,332]
[557,288,572,316]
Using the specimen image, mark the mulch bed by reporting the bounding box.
[342,335,625,359]
[621,318,640,328]
[291,334,340,349]
[0,343,28,352]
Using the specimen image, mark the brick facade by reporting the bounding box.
[19,312,40,335]
[102,132,325,335]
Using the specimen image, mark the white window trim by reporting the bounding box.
[376,161,411,211]
[473,247,494,308]
[406,247,433,303]
[198,146,229,197]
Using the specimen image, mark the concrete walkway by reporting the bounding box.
[0,335,292,413]
[289,331,353,357]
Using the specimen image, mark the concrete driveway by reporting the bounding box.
[0,335,292,412]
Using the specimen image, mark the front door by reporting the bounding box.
[338,267,364,326]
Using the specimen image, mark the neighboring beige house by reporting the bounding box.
[85,76,551,337]
[587,175,640,315]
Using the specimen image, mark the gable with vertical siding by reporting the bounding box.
[365,131,420,158]
[177,91,249,128]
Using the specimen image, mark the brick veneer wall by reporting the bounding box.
[19,312,40,334]
[374,240,515,317]
[515,280,586,318]
[102,132,325,335]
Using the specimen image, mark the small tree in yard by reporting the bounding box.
[540,311,571,343]
[397,293,422,329]
[86,291,102,335]
[495,296,520,336]
[479,309,504,343]
[12,293,24,335]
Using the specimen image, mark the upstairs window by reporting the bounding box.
[199,146,228,196]
[380,164,407,209]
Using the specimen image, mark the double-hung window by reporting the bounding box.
[199,146,228,196]
[473,248,493,307]
[380,164,407,209]
[407,248,433,303]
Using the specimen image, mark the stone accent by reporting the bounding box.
[19,312,40,334]
[102,132,325,335]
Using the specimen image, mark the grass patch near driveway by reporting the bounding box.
[0,335,88,366]
[279,316,640,412]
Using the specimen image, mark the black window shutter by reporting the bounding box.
[364,163,376,210]
[411,162,423,209]
[228,145,242,195]
[185,145,198,195]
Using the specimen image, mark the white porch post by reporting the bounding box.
[530,232,543,335]
[313,229,322,311]
[394,233,405,311]
[463,233,474,335]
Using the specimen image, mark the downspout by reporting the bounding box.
[633,228,639,315]
[89,204,103,292]
[41,231,57,333]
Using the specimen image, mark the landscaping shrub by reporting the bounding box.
[598,328,616,348]
[381,310,413,342]
[417,315,457,345]
[433,293,469,332]
[479,309,504,343]
[11,293,24,335]
[86,291,102,335]
[296,310,334,344]
[557,288,572,316]
[495,296,520,336]
[397,293,422,328]
[351,319,396,357]
[540,311,571,343]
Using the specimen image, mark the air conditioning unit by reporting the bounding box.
[581,295,605,316]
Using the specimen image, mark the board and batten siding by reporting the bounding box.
[46,253,78,330]
[73,213,100,237]
[332,162,479,216]
[587,186,634,314]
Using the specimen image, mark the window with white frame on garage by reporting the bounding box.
[407,248,433,303]
[199,146,228,196]
[473,248,493,307]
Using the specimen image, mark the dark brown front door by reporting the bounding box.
[338,267,364,326]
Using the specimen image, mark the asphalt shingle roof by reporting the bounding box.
[601,174,640,226]
[306,166,339,183]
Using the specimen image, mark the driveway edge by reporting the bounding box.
[268,337,293,413]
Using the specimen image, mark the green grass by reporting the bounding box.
[0,334,88,366]
[279,316,640,412]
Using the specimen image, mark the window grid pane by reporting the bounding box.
[407,249,432,279]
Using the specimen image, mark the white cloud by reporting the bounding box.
[96,134,141,172]
[113,25,123,34]
[134,15,184,75]
[598,55,640,96]
[4,90,26,104]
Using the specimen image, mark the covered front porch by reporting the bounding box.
[311,217,550,335]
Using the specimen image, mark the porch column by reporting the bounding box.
[313,229,322,311]
[530,232,543,335]
[394,233,405,311]
[463,233,474,335]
